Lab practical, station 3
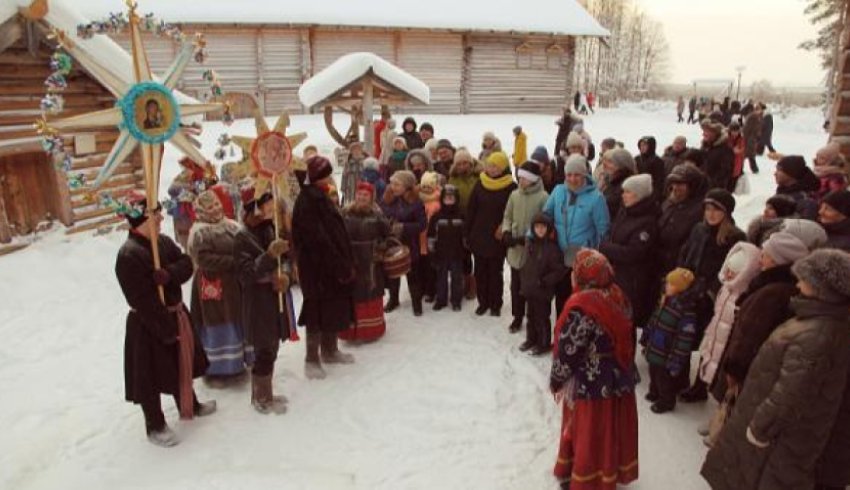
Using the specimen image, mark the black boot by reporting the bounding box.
[475,305,488,316]
[508,317,522,333]
[384,281,400,313]
[679,379,708,403]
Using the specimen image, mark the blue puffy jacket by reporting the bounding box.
[542,176,610,252]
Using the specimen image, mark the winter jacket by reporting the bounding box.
[341,154,365,205]
[466,179,516,258]
[742,112,762,159]
[721,264,798,384]
[555,114,583,152]
[601,170,630,223]
[679,222,746,298]
[405,149,434,182]
[381,189,427,264]
[758,113,774,154]
[478,138,503,162]
[342,205,390,302]
[234,221,291,350]
[701,133,735,191]
[635,137,667,202]
[696,242,762,386]
[776,178,819,221]
[401,117,424,150]
[599,197,660,328]
[642,289,699,376]
[386,150,408,181]
[825,218,850,252]
[501,180,549,269]
[292,186,355,301]
[817,361,850,487]
[728,132,745,185]
[542,176,611,254]
[187,218,242,347]
[655,168,709,275]
[116,232,208,404]
[701,297,850,490]
[361,167,387,202]
[448,172,480,217]
[519,219,566,300]
[512,132,527,166]
[419,187,441,255]
[427,203,466,263]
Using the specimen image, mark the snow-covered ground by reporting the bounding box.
[0,103,828,490]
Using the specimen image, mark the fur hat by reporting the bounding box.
[423,138,438,154]
[666,267,695,295]
[823,189,850,218]
[766,194,798,218]
[486,151,510,172]
[390,170,417,190]
[704,188,736,214]
[776,156,811,181]
[483,131,497,142]
[603,148,637,174]
[763,231,809,266]
[517,161,541,183]
[393,136,408,149]
[531,146,550,165]
[306,156,332,184]
[622,174,653,202]
[363,157,380,171]
[792,249,850,303]
[565,131,584,150]
[420,122,434,134]
[780,219,828,250]
[564,154,588,177]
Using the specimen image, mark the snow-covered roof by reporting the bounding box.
[71,0,610,37]
[299,52,430,109]
[5,0,196,105]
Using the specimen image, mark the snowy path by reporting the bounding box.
[0,103,827,489]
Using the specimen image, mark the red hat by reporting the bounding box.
[356,181,375,197]
[306,156,332,184]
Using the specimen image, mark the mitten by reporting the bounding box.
[267,238,289,258]
[152,268,171,286]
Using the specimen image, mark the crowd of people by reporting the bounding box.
[113,102,850,490]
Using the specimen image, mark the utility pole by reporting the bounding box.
[735,65,746,101]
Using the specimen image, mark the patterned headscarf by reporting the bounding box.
[194,190,224,224]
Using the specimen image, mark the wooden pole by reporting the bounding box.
[363,78,374,156]
[271,172,284,314]
[142,143,165,303]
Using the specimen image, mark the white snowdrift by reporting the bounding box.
[298,52,430,109]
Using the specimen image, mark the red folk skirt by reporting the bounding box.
[554,393,639,489]
[338,298,386,342]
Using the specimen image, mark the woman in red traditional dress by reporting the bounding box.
[339,182,391,342]
[550,248,639,490]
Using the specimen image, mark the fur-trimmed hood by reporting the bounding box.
[405,149,433,172]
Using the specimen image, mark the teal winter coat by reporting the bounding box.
[542,177,610,253]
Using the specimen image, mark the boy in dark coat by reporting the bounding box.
[428,185,466,311]
[115,194,214,447]
[234,186,292,412]
[519,213,566,355]
[642,267,698,413]
[634,136,666,202]
[293,156,357,379]
[700,120,734,191]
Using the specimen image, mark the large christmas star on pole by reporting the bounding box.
[43,0,223,300]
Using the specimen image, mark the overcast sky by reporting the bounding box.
[636,0,824,87]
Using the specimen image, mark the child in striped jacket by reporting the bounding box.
[641,267,697,414]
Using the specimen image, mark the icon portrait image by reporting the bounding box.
[254,132,292,175]
[132,90,175,138]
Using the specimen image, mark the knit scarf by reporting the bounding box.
[480,172,514,191]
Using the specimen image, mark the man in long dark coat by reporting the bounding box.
[115,193,215,447]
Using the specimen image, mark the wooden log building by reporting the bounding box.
[90,0,609,116]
